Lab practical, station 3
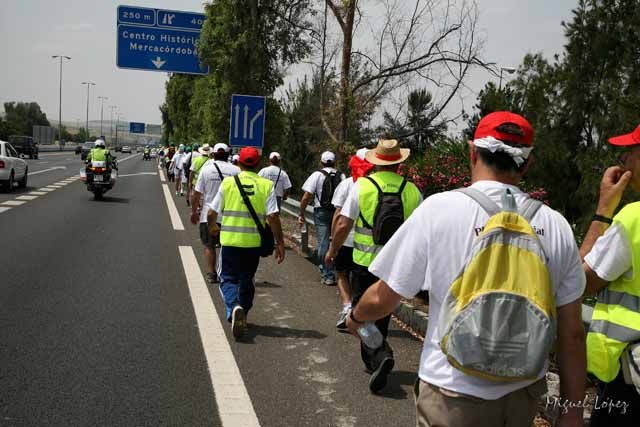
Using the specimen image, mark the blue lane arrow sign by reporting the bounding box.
[229,95,266,148]
[116,5,208,75]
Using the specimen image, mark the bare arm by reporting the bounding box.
[267,213,285,264]
[298,191,313,223]
[190,191,202,225]
[346,280,402,333]
[325,215,354,265]
[555,299,586,427]
[283,188,291,200]
[206,209,219,235]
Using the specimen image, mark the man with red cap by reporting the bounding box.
[207,147,285,339]
[340,113,586,425]
[580,124,640,426]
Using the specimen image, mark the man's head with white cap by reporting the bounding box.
[269,152,281,166]
[320,150,336,167]
[231,154,240,165]
[213,143,230,161]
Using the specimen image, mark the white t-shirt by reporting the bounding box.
[332,178,356,247]
[209,176,279,217]
[194,160,241,223]
[301,168,346,208]
[258,165,292,198]
[368,180,586,400]
[340,177,424,221]
[173,152,185,170]
[584,222,633,281]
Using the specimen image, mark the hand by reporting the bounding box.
[190,211,199,225]
[208,223,220,236]
[298,214,306,225]
[324,247,336,267]
[274,242,285,264]
[596,166,633,217]
[345,311,361,337]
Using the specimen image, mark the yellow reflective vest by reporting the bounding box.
[220,171,273,248]
[352,171,422,267]
[587,202,640,382]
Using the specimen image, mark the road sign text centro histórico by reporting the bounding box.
[116,5,209,75]
[229,95,266,148]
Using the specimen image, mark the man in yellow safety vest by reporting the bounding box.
[581,124,640,426]
[207,147,285,339]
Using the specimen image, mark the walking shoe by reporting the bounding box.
[336,307,350,329]
[231,306,246,339]
[323,278,336,286]
[207,272,219,284]
[369,357,394,393]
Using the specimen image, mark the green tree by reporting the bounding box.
[3,102,50,136]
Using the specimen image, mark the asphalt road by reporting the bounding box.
[1,153,423,426]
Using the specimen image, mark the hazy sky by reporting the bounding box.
[0,0,577,129]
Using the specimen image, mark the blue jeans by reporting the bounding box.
[314,207,335,282]
[218,246,261,321]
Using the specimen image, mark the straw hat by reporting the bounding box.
[198,144,212,155]
[365,139,410,166]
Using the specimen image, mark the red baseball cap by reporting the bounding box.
[239,147,260,167]
[608,125,640,147]
[474,111,534,146]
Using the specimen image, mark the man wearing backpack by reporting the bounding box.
[580,124,640,426]
[299,151,345,286]
[336,113,587,426]
[190,143,240,284]
[259,152,292,209]
[326,139,422,393]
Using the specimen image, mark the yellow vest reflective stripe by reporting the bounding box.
[587,201,640,382]
[220,171,272,248]
[191,156,208,184]
[352,171,421,267]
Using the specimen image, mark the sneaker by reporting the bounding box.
[231,306,246,339]
[336,307,350,329]
[207,272,219,284]
[369,357,394,393]
[323,278,336,286]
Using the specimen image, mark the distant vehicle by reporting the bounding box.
[0,140,28,192]
[74,144,82,155]
[115,146,122,152]
[80,141,94,160]
[8,135,38,159]
[121,146,132,153]
[150,148,158,158]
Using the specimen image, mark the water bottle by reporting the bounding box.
[357,322,383,349]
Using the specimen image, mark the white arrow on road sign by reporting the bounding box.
[234,105,240,138]
[249,109,263,139]
[243,105,249,139]
[151,57,166,69]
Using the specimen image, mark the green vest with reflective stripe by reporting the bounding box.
[90,148,107,162]
[587,202,640,382]
[191,156,208,185]
[353,171,422,267]
[220,171,272,248]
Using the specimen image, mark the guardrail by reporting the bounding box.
[38,145,76,153]
[281,197,314,254]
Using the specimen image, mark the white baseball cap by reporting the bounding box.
[213,143,229,153]
[269,152,280,160]
[356,148,368,160]
[232,154,240,161]
[321,151,335,163]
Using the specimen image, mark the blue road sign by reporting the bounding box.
[229,95,266,148]
[116,5,208,75]
[129,122,146,134]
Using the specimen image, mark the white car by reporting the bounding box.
[0,140,28,192]
[121,146,132,153]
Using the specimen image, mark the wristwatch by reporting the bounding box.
[592,214,613,224]
[349,309,364,324]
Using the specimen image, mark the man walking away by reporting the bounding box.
[171,144,185,195]
[207,147,285,339]
[327,139,422,393]
[581,124,640,426]
[299,151,345,286]
[331,148,374,329]
[258,152,292,209]
[190,143,240,284]
[189,143,210,198]
[342,113,586,425]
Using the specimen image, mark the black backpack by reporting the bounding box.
[359,176,408,245]
[318,170,342,209]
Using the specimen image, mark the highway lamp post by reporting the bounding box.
[52,55,71,150]
[98,96,108,137]
[81,81,96,137]
[109,106,117,144]
[498,66,516,91]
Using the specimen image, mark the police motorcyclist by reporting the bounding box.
[86,139,113,170]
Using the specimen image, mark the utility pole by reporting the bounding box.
[52,55,71,150]
[109,105,117,143]
[498,66,516,91]
[81,81,96,137]
[98,96,108,137]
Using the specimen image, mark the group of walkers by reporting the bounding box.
[164,109,640,426]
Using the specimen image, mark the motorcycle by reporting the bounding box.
[143,151,151,160]
[80,159,118,200]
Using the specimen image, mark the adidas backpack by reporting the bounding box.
[359,176,408,245]
[438,187,556,382]
[318,170,342,209]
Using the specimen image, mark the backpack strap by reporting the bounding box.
[520,198,544,222]
[274,168,282,189]
[233,175,267,238]
[365,176,383,193]
[455,187,501,216]
[397,178,407,195]
[213,162,224,180]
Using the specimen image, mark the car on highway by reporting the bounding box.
[0,140,28,192]
[121,146,132,153]
[115,145,122,152]
[80,141,95,160]
[8,135,38,159]
[150,148,158,158]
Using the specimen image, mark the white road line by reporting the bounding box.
[38,188,55,192]
[0,207,12,214]
[119,172,158,177]
[47,185,63,189]
[29,191,47,196]
[29,166,67,176]
[162,184,185,230]
[117,153,139,163]
[15,195,38,201]
[1,200,26,206]
[159,168,167,182]
[178,246,260,427]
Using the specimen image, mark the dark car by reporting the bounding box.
[80,141,95,160]
[74,144,82,155]
[8,135,38,159]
